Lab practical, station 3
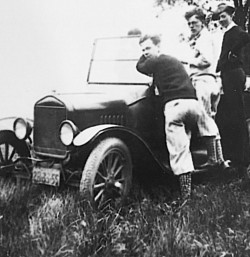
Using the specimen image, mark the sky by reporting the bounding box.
[0,0,158,118]
[0,0,229,118]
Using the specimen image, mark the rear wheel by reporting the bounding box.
[80,138,132,208]
[0,130,31,182]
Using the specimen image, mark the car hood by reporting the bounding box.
[36,84,150,111]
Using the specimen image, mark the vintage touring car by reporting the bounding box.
[0,36,249,207]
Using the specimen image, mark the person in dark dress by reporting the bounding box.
[213,4,250,169]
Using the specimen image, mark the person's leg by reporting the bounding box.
[193,76,229,168]
[178,172,192,200]
[196,100,230,169]
[207,75,222,119]
[215,138,231,167]
[218,69,248,167]
[211,92,221,119]
[166,124,193,200]
[164,99,197,199]
[164,100,194,174]
[193,77,213,117]
[203,136,217,166]
[196,98,220,165]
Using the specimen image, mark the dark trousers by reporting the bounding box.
[216,68,250,166]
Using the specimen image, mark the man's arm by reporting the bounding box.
[189,53,211,69]
[136,55,157,76]
[189,32,213,69]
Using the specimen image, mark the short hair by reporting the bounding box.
[219,5,235,16]
[139,34,161,45]
[212,4,235,20]
[184,7,206,23]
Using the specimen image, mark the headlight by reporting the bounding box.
[59,120,79,146]
[13,118,32,140]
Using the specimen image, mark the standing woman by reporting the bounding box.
[214,4,250,168]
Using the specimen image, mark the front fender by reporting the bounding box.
[73,124,123,146]
[0,117,18,131]
[73,124,172,176]
[0,117,33,151]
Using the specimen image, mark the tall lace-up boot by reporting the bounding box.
[200,136,217,169]
[179,172,192,201]
[216,139,231,169]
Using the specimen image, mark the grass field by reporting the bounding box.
[0,172,250,257]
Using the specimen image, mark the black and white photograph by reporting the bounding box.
[0,0,250,256]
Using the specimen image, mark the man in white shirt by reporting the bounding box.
[182,7,230,169]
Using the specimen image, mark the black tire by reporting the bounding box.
[80,137,132,208]
[0,130,31,180]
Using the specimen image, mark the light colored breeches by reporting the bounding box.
[192,75,222,118]
[164,99,218,175]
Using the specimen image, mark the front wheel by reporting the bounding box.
[80,137,132,208]
[0,130,31,181]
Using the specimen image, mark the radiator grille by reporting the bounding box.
[34,105,67,157]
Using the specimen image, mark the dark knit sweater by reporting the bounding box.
[216,26,250,72]
[136,54,196,104]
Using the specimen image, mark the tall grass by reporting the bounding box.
[0,176,250,257]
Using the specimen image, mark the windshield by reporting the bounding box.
[87,37,151,85]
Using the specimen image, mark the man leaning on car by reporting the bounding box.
[136,34,229,201]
